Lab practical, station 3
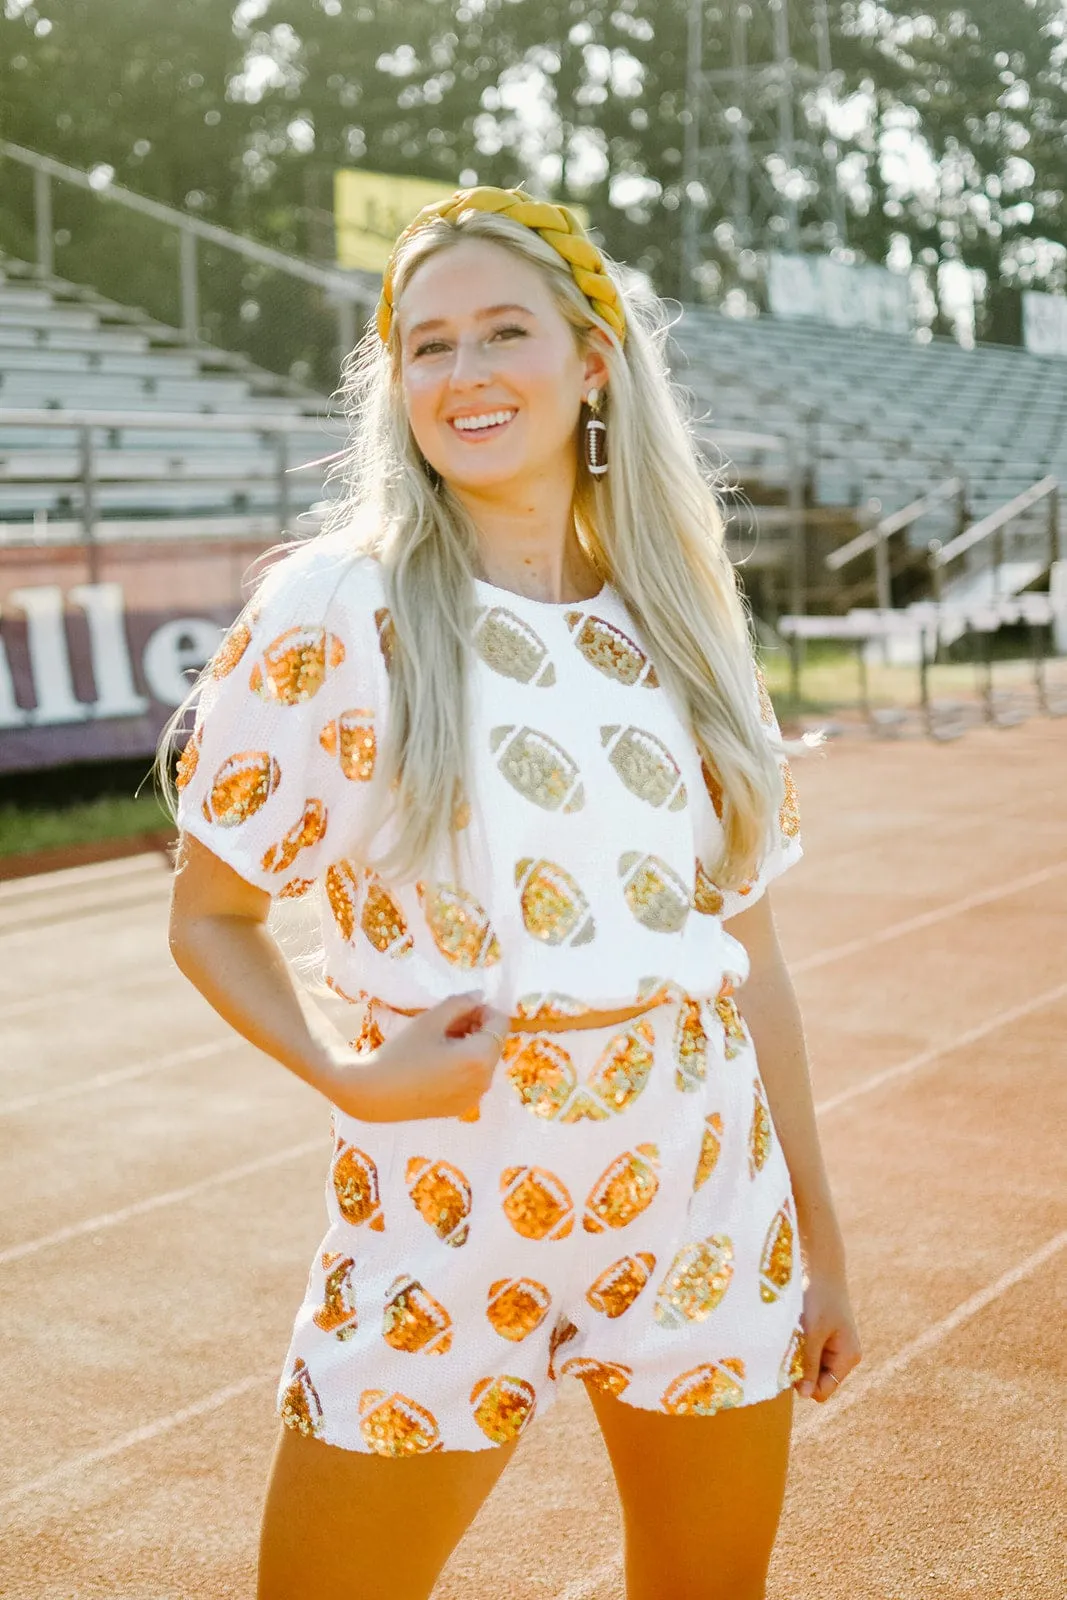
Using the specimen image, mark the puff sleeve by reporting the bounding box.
[174,547,365,898]
[717,660,803,921]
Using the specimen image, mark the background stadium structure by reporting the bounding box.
[0,129,1065,771]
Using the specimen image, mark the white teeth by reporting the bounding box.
[451,410,515,432]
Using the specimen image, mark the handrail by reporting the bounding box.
[696,429,789,453]
[0,406,340,433]
[0,140,378,302]
[931,475,1058,568]
[0,411,786,457]
[826,476,963,572]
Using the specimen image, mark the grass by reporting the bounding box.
[0,790,171,860]
[759,638,1056,718]
[0,637,1060,862]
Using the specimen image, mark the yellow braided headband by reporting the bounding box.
[375,185,627,346]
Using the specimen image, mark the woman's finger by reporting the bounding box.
[796,1324,828,1398]
[812,1358,847,1402]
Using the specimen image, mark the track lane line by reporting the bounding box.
[813,978,1067,1115]
[0,967,176,1027]
[794,1226,1067,1438]
[6,1227,1062,1537]
[3,981,1065,1266]
[789,860,1067,975]
[2,859,1062,1020]
[0,1372,276,1510]
[550,1226,1067,1600]
[0,1041,232,1116]
[0,1137,327,1268]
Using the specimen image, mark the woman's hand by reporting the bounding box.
[325,990,511,1123]
[795,1264,863,1402]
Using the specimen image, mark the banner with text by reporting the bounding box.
[0,539,274,773]
[1022,290,1067,359]
[334,169,591,272]
[767,253,912,335]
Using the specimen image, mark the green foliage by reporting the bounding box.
[1,0,1064,328]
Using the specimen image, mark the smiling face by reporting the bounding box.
[396,238,609,496]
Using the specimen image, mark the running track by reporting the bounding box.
[1,718,1064,1598]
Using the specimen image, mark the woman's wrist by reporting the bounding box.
[287,1035,363,1103]
[302,1038,404,1122]
[795,1191,847,1272]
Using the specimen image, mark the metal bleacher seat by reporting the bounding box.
[0,262,338,541]
[675,308,1067,534]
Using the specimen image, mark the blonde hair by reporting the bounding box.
[160,204,799,892]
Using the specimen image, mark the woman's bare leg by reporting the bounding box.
[586,1383,794,1600]
[257,1423,518,1600]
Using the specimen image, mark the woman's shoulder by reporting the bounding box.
[252,530,387,631]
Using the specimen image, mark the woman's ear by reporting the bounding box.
[583,332,612,394]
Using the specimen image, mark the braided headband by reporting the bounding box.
[375,185,626,346]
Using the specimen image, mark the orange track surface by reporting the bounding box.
[2,719,1064,1598]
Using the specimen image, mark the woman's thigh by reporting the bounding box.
[586,1382,795,1600]
[257,1422,518,1600]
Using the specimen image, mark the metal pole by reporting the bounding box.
[812,0,847,247]
[992,523,1004,598]
[1030,618,1048,714]
[179,226,199,342]
[874,528,892,665]
[274,431,291,536]
[873,529,891,610]
[336,297,357,380]
[772,0,799,254]
[1050,483,1061,566]
[855,635,870,725]
[731,4,752,249]
[681,0,704,301]
[79,424,98,581]
[34,168,54,279]
[787,434,806,617]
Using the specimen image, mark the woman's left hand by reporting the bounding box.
[795,1264,863,1402]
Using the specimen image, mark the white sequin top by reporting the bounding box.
[175,534,803,1020]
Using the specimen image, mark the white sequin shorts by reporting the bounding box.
[276,990,806,1454]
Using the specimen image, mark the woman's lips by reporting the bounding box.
[447,411,517,441]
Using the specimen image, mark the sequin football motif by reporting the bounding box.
[249,625,345,704]
[474,607,556,685]
[491,725,585,812]
[565,612,659,687]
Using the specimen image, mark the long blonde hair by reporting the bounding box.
[162,206,796,891]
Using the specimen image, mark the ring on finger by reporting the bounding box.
[825,1372,841,1387]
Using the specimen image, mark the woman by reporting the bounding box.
[165,187,861,1600]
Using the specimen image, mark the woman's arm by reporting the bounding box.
[724,890,863,1401]
[168,833,506,1123]
[723,891,845,1272]
[169,833,360,1099]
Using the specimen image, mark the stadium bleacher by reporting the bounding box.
[0,256,337,540]
[2,243,1064,633]
[674,308,1067,528]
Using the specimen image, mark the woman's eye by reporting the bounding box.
[413,325,527,357]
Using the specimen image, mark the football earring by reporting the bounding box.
[584,386,609,476]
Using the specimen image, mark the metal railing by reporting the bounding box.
[825,476,966,608]
[696,427,811,616]
[928,475,1061,602]
[0,141,380,391]
[0,407,347,563]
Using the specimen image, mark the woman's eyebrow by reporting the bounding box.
[405,304,537,338]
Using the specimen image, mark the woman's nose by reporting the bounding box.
[449,336,494,384]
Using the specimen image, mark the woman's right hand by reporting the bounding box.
[325,990,511,1123]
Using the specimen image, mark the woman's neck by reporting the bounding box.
[453,478,600,605]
